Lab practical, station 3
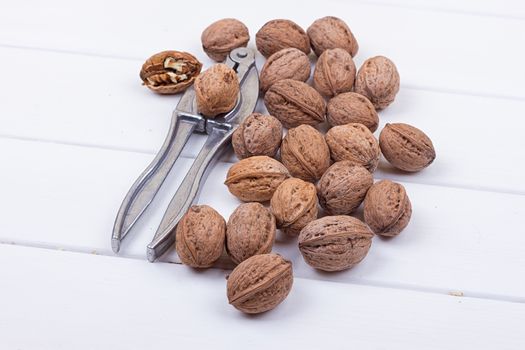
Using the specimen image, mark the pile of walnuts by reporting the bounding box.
[139,17,436,315]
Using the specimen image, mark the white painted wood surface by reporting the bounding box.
[1,0,525,348]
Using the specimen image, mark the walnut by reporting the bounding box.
[355,56,400,110]
[260,48,311,93]
[194,63,239,117]
[364,180,412,237]
[227,253,293,314]
[379,123,436,172]
[225,156,290,202]
[307,16,359,57]
[280,125,330,182]
[264,79,326,129]
[270,178,318,236]
[325,123,380,172]
[226,202,276,264]
[313,48,356,98]
[317,162,373,215]
[175,205,226,268]
[327,92,379,132]
[298,216,373,271]
[232,113,283,159]
[140,51,202,95]
[255,19,310,58]
[201,18,250,62]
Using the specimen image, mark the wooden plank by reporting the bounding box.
[0,1,524,98]
[2,137,525,299]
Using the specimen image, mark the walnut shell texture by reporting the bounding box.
[325,123,380,172]
[313,48,356,98]
[298,216,373,272]
[175,205,226,268]
[317,162,373,215]
[307,16,359,57]
[140,50,202,95]
[232,113,283,159]
[194,63,239,117]
[327,92,379,132]
[264,79,326,129]
[379,123,436,172]
[225,156,291,202]
[364,180,412,237]
[226,203,276,264]
[355,56,400,110]
[281,125,331,182]
[256,19,310,58]
[227,253,293,314]
[260,48,311,93]
[270,178,318,236]
[201,18,250,62]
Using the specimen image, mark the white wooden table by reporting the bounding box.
[1,0,525,348]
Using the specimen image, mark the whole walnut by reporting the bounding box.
[307,16,359,57]
[201,18,250,62]
[313,48,356,98]
[298,216,373,272]
[264,79,326,129]
[325,123,380,172]
[355,56,400,110]
[227,253,293,314]
[226,203,276,264]
[260,48,311,93]
[281,125,330,182]
[232,113,283,159]
[317,162,373,215]
[327,92,379,132]
[270,178,318,236]
[256,19,310,58]
[364,180,412,237]
[175,205,226,268]
[194,63,239,117]
[140,50,202,95]
[225,156,290,202]
[379,123,436,172]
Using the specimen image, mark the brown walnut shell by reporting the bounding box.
[307,16,359,57]
[327,92,379,132]
[264,79,326,129]
[260,48,311,93]
[194,63,239,117]
[364,180,412,237]
[379,123,436,172]
[317,162,373,215]
[201,18,250,62]
[313,48,356,98]
[227,253,293,314]
[226,203,276,264]
[225,156,290,202]
[232,113,283,159]
[140,51,202,95]
[255,19,310,58]
[280,125,331,182]
[325,123,380,172]
[355,56,400,110]
[298,216,373,272]
[175,205,226,268]
[270,178,318,236]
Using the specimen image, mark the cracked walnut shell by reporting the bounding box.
[140,50,202,95]
[355,56,400,110]
[225,156,290,202]
[194,63,239,117]
[232,113,283,159]
[175,205,226,268]
[313,48,356,98]
[327,92,379,132]
[256,19,310,58]
[364,180,412,237]
[298,216,373,272]
[227,253,293,314]
[201,18,250,62]
[307,16,359,57]
[260,48,311,93]
[281,125,331,182]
